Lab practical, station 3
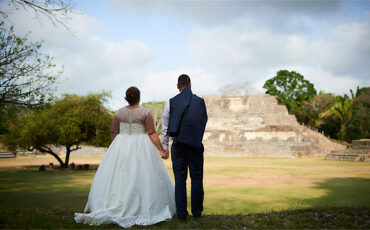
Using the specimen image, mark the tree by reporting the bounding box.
[294,92,336,129]
[311,92,337,115]
[0,23,62,134]
[0,23,60,108]
[3,93,113,168]
[318,94,353,140]
[1,0,74,29]
[263,70,317,113]
[344,87,370,141]
[141,101,165,134]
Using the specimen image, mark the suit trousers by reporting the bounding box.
[171,142,204,219]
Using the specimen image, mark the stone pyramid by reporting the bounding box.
[202,94,344,157]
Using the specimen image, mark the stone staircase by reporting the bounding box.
[326,150,370,162]
[326,139,370,162]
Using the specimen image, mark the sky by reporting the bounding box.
[1,0,370,109]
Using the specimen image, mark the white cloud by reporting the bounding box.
[139,68,221,102]
[1,1,154,109]
[187,15,370,95]
[108,0,342,30]
[2,0,368,112]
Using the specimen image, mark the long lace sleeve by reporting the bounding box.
[144,111,156,135]
[111,115,120,141]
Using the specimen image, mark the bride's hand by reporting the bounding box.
[160,150,169,160]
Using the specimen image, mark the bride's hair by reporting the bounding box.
[125,87,140,105]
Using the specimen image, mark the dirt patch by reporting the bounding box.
[0,156,103,170]
[203,171,370,188]
[73,177,94,185]
[203,174,316,188]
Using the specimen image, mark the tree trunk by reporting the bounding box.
[38,146,65,168]
[63,144,81,168]
[64,146,71,168]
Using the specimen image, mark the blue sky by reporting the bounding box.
[2,0,370,109]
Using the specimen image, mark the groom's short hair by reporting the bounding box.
[178,74,191,88]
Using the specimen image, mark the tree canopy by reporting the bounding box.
[0,23,60,108]
[0,23,61,134]
[262,70,370,142]
[263,70,317,112]
[344,87,370,141]
[3,93,113,167]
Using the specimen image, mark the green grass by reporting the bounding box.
[0,157,370,229]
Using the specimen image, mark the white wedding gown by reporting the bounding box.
[74,107,176,228]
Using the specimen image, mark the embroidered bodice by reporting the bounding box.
[117,107,149,135]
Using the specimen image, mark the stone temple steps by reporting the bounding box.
[202,94,345,157]
[326,139,370,162]
[326,150,370,162]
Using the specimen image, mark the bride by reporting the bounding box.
[75,87,176,228]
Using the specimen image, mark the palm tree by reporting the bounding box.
[319,94,353,140]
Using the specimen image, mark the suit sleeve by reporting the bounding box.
[161,100,170,150]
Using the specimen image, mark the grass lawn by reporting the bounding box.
[0,156,370,229]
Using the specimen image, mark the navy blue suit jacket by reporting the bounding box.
[167,87,208,148]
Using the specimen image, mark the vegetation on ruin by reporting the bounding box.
[264,70,369,142]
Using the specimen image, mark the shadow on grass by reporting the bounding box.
[301,177,370,209]
[0,170,370,229]
[0,170,92,210]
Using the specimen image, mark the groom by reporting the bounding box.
[161,74,208,220]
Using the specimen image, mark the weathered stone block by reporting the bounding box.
[203,94,344,157]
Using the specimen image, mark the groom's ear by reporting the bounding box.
[189,83,192,88]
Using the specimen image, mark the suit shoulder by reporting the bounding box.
[192,94,201,100]
[193,94,205,102]
[170,94,179,102]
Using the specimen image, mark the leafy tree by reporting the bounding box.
[317,106,342,139]
[291,101,316,127]
[141,101,165,134]
[317,94,353,140]
[263,70,317,113]
[349,86,360,99]
[3,93,113,168]
[0,23,61,134]
[312,92,337,115]
[0,23,59,108]
[344,87,370,141]
[334,95,353,140]
[295,92,336,129]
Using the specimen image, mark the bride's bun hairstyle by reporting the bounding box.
[125,86,140,105]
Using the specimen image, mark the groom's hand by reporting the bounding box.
[161,150,169,159]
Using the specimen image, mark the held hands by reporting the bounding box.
[160,149,169,160]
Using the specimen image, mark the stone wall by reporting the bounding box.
[326,139,370,162]
[351,139,370,149]
[202,94,345,157]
